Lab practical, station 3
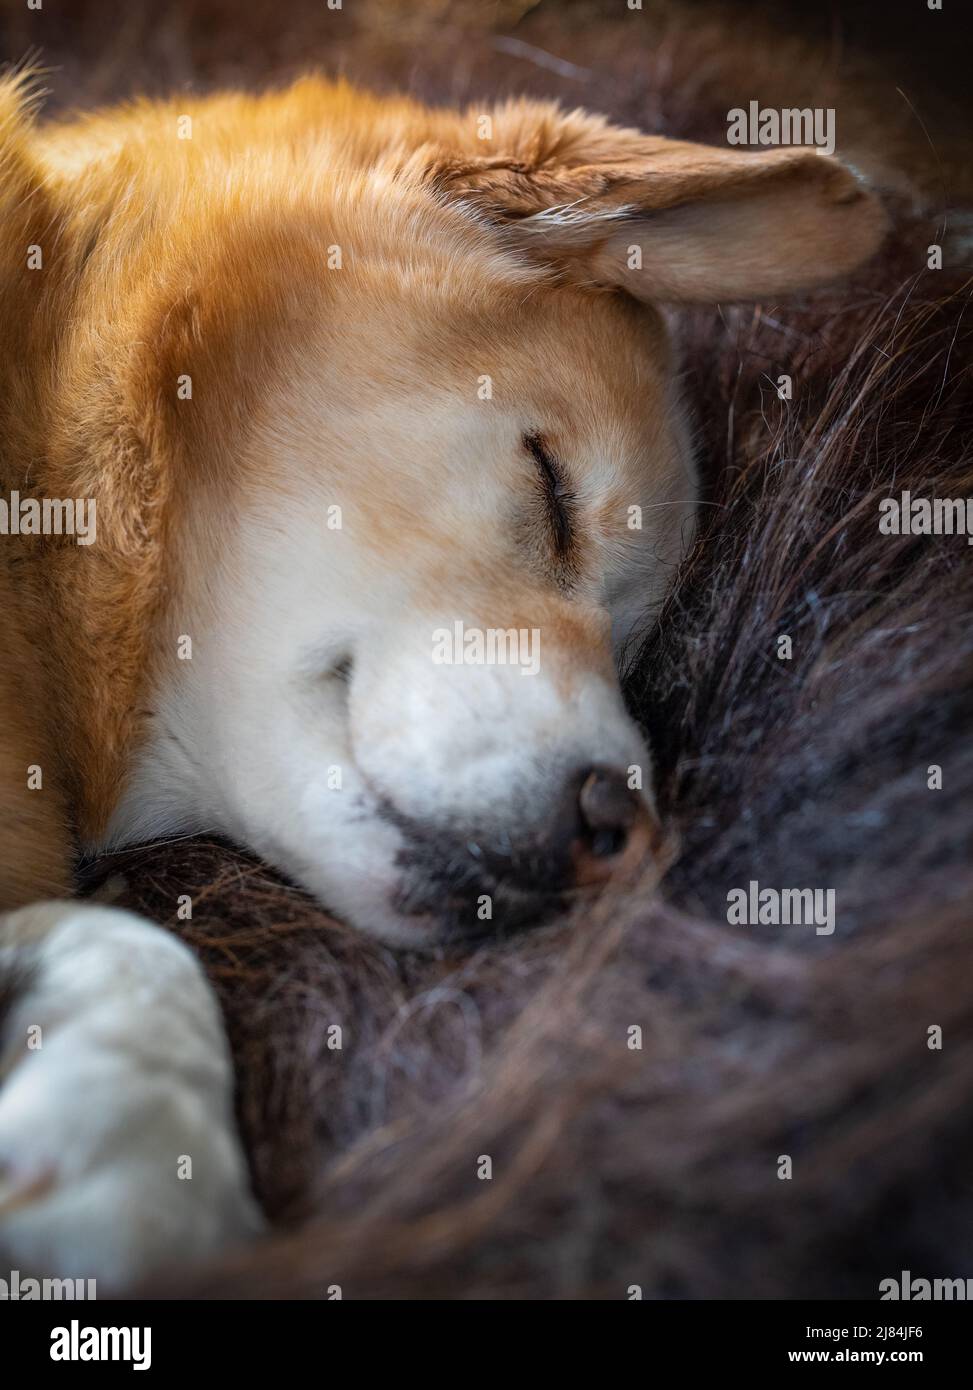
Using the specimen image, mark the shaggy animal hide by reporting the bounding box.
[8,0,971,1297]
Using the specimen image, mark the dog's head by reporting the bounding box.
[101,88,885,945]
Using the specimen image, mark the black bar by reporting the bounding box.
[1,1300,968,1374]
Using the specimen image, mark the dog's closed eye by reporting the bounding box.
[523,432,576,565]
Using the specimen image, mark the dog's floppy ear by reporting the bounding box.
[427,105,886,302]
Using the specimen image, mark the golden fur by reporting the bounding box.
[0,71,885,911]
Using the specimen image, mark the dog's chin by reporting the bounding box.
[383,810,581,951]
[279,813,577,952]
[259,775,590,950]
[305,852,575,953]
[391,869,576,951]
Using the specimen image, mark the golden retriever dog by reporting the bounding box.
[0,70,885,1285]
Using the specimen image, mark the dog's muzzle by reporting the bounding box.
[388,763,659,938]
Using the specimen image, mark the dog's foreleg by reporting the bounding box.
[0,901,262,1289]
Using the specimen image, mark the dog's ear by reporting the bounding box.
[426,106,886,301]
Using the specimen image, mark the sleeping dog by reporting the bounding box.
[0,71,885,1285]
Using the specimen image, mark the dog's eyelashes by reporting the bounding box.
[523,431,575,561]
[330,655,354,683]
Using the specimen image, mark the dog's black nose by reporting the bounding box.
[568,765,657,887]
[451,765,659,921]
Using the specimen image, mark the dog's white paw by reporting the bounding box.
[0,902,262,1290]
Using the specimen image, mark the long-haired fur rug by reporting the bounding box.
[11,0,971,1298]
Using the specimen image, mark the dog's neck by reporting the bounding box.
[0,98,169,840]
